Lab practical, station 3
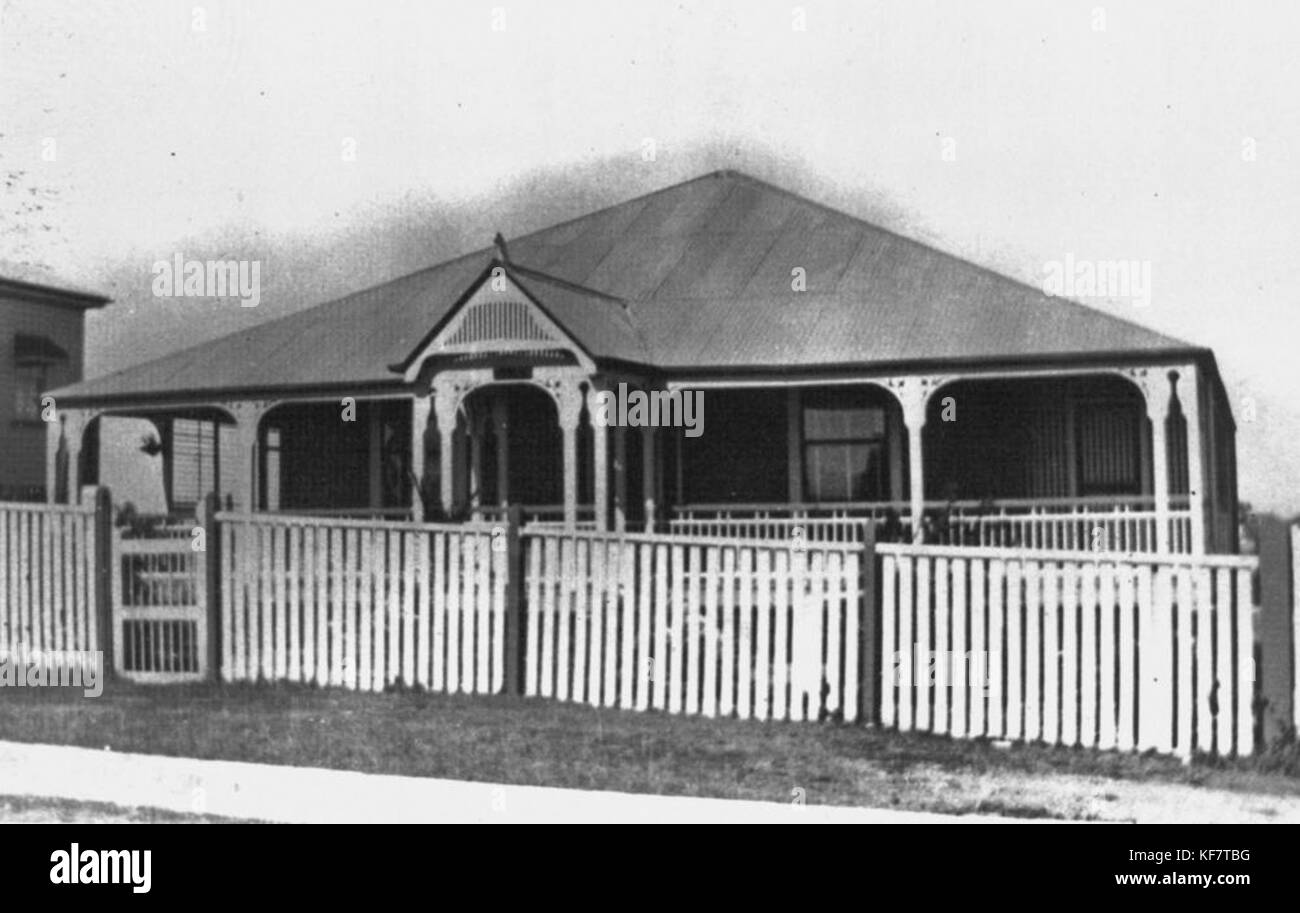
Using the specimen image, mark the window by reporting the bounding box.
[12,334,68,423]
[802,390,888,502]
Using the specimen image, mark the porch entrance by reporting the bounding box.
[456,383,567,521]
[110,519,208,681]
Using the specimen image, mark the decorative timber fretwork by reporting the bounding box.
[402,267,596,381]
[444,299,552,347]
[883,374,952,429]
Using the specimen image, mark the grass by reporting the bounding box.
[1,681,1298,820]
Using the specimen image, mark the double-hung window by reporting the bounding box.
[802,390,888,501]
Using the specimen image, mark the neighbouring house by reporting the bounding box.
[44,171,1239,553]
[0,273,108,501]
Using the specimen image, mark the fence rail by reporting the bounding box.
[671,499,1195,553]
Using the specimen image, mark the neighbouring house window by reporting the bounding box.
[12,334,69,422]
[802,390,888,502]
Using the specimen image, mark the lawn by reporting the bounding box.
[2,682,1298,821]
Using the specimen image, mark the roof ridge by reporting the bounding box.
[507,264,655,364]
[505,261,628,304]
[507,171,731,250]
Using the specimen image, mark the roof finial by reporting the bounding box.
[493,232,510,263]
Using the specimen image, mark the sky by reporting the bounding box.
[3,0,1298,512]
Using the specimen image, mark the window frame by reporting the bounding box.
[800,390,890,503]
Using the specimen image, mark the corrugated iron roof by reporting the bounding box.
[52,170,1197,403]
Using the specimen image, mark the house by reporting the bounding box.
[44,171,1239,553]
[0,274,108,501]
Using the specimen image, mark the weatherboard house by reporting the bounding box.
[46,171,1238,554]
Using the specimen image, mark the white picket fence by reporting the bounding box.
[218,512,507,693]
[876,542,1258,757]
[522,529,864,722]
[0,500,100,656]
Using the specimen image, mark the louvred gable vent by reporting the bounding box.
[445,299,553,347]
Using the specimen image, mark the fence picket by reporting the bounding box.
[825,551,844,721]
[951,557,968,738]
[1194,568,1214,755]
[359,529,375,691]
[737,547,755,720]
[773,549,792,721]
[933,557,950,735]
[987,559,1005,739]
[1023,561,1041,743]
[1175,567,1194,756]
[1214,567,1233,754]
[572,538,590,704]
[609,542,628,707]
[407,532,420,689]
[1040,564,1060,749]
[1117,564,1136,752]
[462,532,477,691]
[719,547,737,718]
[419,532,432,690]
[1097,562,1117,751]
[447,535,463,695]
[288,524,301,682]
[301,526,315,685]
[524,537,541,696]
[1080,563,1097,747]
[754,549,772,721]
[587,540,605,707]
[880,553,897,728]
[1060,562,1078,746]
[1006,560,1022,741]
[668,545,685,714]
[897,555,913,731]
[915,555,931,732]
[1235,567,1253,756]
[475,534,491,693]
[842,551,860,725]
[273,525,287,680]
[703,545,720,718]
[651,543,668,710]
[434,533,449,692]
